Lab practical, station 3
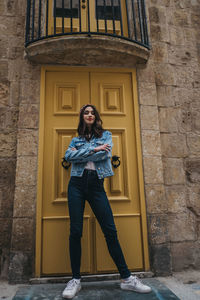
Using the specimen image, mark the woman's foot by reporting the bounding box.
[62,278,81,299]
[120,275,152,293]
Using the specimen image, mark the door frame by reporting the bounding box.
[35,66,150,277]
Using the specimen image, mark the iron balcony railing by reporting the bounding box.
[25,0,150,48]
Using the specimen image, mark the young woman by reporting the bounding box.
[62,104,152,299]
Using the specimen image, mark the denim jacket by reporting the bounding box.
[64,130,114,179]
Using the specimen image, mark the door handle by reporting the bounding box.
[111,155,120,168]
[82,4,86,9]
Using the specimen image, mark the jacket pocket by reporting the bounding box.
[74,141,85,149]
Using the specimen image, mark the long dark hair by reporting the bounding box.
[78,104,104,141]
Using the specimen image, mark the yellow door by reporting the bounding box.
[40,68,148,275]
[48,0,128,36]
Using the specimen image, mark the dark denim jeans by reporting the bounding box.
[67,169,131,279]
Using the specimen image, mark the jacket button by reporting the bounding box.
[98,167,100,170]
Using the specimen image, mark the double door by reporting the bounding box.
[49,0,128,36]
[40,68,149,275]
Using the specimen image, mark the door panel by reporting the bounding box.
[41,69,145,275]
[48,0,128,36]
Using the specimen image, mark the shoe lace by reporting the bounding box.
[66,279,79,290]
[131,276,143,287]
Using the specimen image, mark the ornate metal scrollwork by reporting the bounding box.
[61,157,71,170]
[111,155,120,169]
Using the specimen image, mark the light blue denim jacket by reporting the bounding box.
[64,130,114,179]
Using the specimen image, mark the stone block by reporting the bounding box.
[0,183,15,218]
[174,65,193,88]
[151,41,168,63]
[183,28,196,47]
[149,244,172,276]
[8,47,23,60]
[171,241,197,271]
[20,61,41,81]
[157,86,175,107]
[140,105,159,130]
[191,12,200,28]
[18,104,39,129]
[0,61,8,79]
[169,26,185,46]
[193,71,200,89]
[159,107,181,133]
[149,0,171,7]
[165,185,187,213]
[149,24,170,43]
[179,106,192,133]
[168,211,197,242]
[142,130,161,156]
[0,36,9,59]
[0,158,16,186]
[138,82,157,105]
[0,107,18,129]
[137,63,155,83]
[174,87,193,107]
[187,185,200,217]
[145,184,167,214]
[0,16,15,36]
[185,159,200,183]
[20,79,40,104]
[191,89,200,109]
[160,133,188,157]
[154,64,176,86]
[163,158,185,185]
[4,0,18,16]
[170,10,189,27]
[0,218,12,248]
[149,6,167,25]
[13,186,36,218]
[17,129,38,156]
[0,79,10,107]
[192,110,200,132]
[8,59,23,81]
[0,134,16,160]
[11,218,35,251]
[168,45,198,66]
[8,251,33,283]
[0,248,10,279]
[9,81,20,106]
[15,156,37,186]
[173,0,193,9]
[143,156,164,184]
[147,214,169,244]
[187,133,200,155]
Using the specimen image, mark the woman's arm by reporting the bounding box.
[64,131,113,163]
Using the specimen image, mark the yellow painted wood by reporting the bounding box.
[48,1,128,36]
[36,67,150,276]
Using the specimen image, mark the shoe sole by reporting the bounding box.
[62,285,81,299]
[120,285,152,293]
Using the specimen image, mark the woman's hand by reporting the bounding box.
[94,144,111,153]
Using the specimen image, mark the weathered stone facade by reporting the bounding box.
[0,0,200,282]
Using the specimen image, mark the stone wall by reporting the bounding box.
[0,0,200,282]
[0,0,40,282]
[137,0,200,274]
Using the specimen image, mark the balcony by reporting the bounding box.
[25,0,150,66]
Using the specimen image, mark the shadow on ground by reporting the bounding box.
[13,278,180,300]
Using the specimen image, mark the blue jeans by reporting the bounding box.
[67,169,131,279]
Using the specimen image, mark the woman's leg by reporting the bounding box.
[87,174,131,279]
[68,176,85,279]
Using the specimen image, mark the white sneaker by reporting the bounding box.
[62,278,81,299]
[120,275,152,293]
